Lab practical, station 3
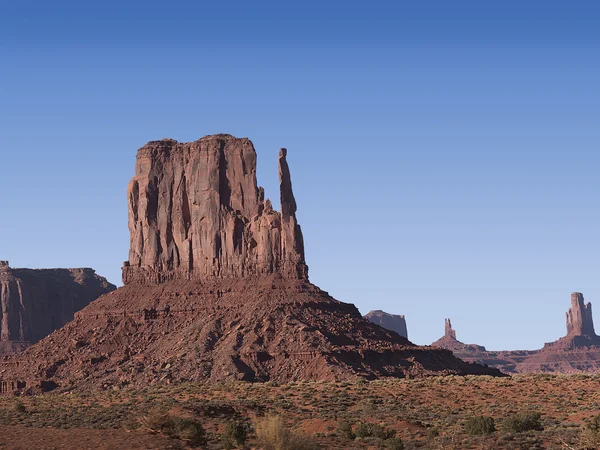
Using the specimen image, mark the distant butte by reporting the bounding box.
[364,310,408,339]
[0,261,115,356]
[433,293,600,374]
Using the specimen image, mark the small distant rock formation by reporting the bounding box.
[516,293,600,373]
[432,318,487,353]
[445,318,456,339]
[2,134,502,391]
[432,293,600,374]
[364,310,408,338]
[0,261,115,355]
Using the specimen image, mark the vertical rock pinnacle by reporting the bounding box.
[445,318,457,340]
[566,292,596,337]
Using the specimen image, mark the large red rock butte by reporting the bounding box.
[1,135,501,391]
[122,137,307,284]
[0,261,115,356]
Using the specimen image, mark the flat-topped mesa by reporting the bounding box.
[0,266,115,346]
[364,310,408,339]
[566,292,596,337]
[445,318,457,340]
[122,135,308,285]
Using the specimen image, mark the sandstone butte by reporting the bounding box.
[431,293,600,374]
[0,261,115,358]
[1,134,501,392]
[364,310,408,339]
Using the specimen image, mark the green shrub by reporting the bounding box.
[501,412,543,433]
[427,427,440,440]
[580,414,600,450]
[465,416,495,436]
[141,410,206,447]
[385,437,405,450]
[14,400,26,414]
[354,422,396,439]
[255,415,320,450]
[337,421,355,440]
[222,420,249,449]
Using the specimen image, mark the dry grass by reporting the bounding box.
[1,374,600,448]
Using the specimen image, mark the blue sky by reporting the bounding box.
[1,1,599,350]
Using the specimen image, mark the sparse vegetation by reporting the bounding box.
[255,415,320,450]
[221,420,249,449]
[0,375,596,448]
[501,411,543,433]
[140,409,206,446]
[465,415,496,435]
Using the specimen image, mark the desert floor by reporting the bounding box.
[1,374,599,449]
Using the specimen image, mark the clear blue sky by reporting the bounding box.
[1,1,599,350]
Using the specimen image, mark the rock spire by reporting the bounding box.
[566,292,596,337]
[445,318,457,340]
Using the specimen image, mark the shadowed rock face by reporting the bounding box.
[364,310,408,339]
[123,135,307,284]
[0,262,115,350]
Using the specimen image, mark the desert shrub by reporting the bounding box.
[255,415,320,450]
[13,400,26,414]
[354,422,396,439]
[338,420,355,440]
[385,437,405,450]
[141,409,206,446]
[501,412,543,433]
[465,416,495,436]
[222,420,249,449]
[580,414,600,450]
[427,427,440,440]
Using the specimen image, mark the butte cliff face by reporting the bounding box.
[3,135,501,391]
[122,136,307,284]
[0,261,115,354]
[364,310,408,339]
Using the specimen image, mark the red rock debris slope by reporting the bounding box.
[3,135,501,390]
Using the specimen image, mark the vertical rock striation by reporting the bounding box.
[122,135,308,284]
[566,292,596,337]
[0,262,115,349]
[445,318,457,340]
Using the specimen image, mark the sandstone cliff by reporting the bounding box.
[122,135,307,284]
[364,310,408,339]
[0,261,115,351]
